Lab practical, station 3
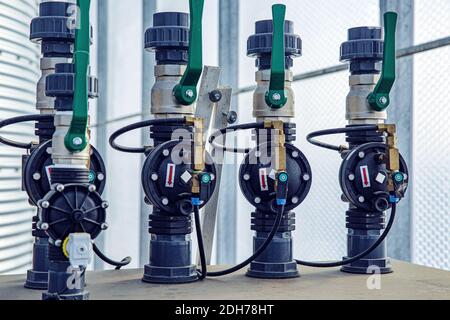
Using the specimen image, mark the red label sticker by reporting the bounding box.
[259,168,269,191]
[166,164,176,188]
[45,165,53,185]
[360,165,371,188]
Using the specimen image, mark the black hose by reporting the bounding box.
[209,122,265,154]
[0,115,54,150]
[93,243,132,270]
[295,203,397,268]
[306,125,379,152]
[109,118,186,154]
[206,204,285,277]
[193,205,207,280]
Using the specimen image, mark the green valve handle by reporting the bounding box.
[265,4,288,109]
[65,0,91,153]
[173,0,205,106]
[367,12,398,112]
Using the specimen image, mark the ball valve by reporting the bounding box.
[299,12,409,273]
[0,1,123,291]
[0,0,76,290]
[208,4,312,279]
[110,0,217,284]
[34,0,130,300]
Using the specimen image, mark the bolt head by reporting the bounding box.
[88,185,97,193]
[379,96,388,105]
[162,198,169,206]
[348,174,355,181]
[88,171,96,183]
[272,93,281,101]
[292,151,299,158]
[201,174,211,184]
[101,223,109,230]
[162,149,170,157]
[358,196,365,203]
[33,173,41,181]
[55,240,62,247]
[292,197,299,205]
[278,172,289,183]
[254,197,261,204]
[101,201,109,209]
[151,173,159,181]
[185,89,194,98]
[243,174,251,181]
[209,91,222,103]
[97,173,105,181]
[303,174,311,181]
[46,147,52,155]
[72,137,83,146]
[393,172,405,183]
[40,223,49,231]
[41,201,50,209]
[56,184,65,192]
[358,152,365,159]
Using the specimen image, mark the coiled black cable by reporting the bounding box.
[209,122,265,154]
[295,203,397,268]
[109,118,186,154]
[0,114,54,150]
[206,204,285,277]
[306,125,379,152]
[193,205,207,280]
[93,243,132,270]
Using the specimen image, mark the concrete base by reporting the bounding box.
[1,261,449,300]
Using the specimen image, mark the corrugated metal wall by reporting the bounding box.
[0,0,39,274]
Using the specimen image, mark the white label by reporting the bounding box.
[45,165,53,185]
[181,171,192,184]
[375,173,387,184]
[268,169,277,181]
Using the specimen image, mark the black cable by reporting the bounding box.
[0,114,54,150]
[206,204,285,277]
[109,118,186,154]
[93,243,132,270]
[193,205,207,280]
[295,203,397,268]
[306,125,379,152]
[209,122,265,154]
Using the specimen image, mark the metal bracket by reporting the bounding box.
[195,66,232,265]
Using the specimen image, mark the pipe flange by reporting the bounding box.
[39,184,107,243]
[23,141,107,205]
[339,142,409,211]
[142,140,217,215]
[239,143,312,213]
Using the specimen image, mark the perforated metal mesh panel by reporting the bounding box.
[236,0,380,262]
[0,0,39,274]
[412,0,450,271]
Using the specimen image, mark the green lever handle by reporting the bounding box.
[173,0,205,106]
[65,0,90,153]
[265,4,287,109]
[367,11,398,112]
